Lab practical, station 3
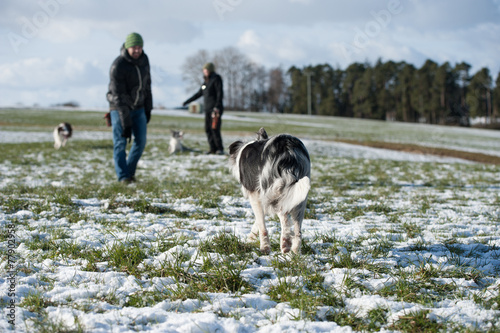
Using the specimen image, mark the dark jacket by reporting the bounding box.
[107,46,153,128]
[184,72,223,113]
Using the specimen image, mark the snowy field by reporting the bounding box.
[0,109,499,332]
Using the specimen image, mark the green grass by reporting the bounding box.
[105,239,149,277]
[1,107,499,158]
[19,291,56,314]
[198,232,255,258]
[389,310,447,333]
[30,315,85,333]
[1,108,500,332]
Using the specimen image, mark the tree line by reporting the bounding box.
[182,47,500,125]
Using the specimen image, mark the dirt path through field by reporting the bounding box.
[336,139,500,165]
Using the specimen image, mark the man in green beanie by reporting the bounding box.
[183,62,224,155]
[106,32,152,183]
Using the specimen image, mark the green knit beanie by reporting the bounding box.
[124,32,144,49]
[203,62,215,72]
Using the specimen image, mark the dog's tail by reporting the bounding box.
[282,176,310,213]
[264,175,310,214]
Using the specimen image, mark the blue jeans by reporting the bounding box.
[110,108,147,181]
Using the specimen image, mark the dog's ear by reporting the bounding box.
[65,123,72,137]
[257,127,268,140]
[229,141,243,156]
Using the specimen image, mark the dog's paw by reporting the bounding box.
[260,245,271,255]
[281,237,292,253]
[291,239,301,254]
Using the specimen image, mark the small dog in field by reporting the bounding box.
[53,122,72,150]
[229,127,311,254]
[169,130,199,154]
[169,130,192,154]
[168,130,184,154]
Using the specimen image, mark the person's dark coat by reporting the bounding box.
[107,46,153,129]
[184,72,223,113]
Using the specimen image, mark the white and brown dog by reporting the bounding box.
[53,122,72,149]
[229,127,311,254]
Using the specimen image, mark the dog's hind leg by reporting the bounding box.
[291,221,302,254]
[278,212,293,253]
[290,201,306,254]
[248,192,271,254]
[248,222,259,241]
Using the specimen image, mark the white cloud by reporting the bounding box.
[38,19,92,43]
[275,38,307,62]
[237,24,338,67]
[1,0,499,107]
[238,30,261,49]
[0,57,106,89]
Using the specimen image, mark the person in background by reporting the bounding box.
[107,32,152,183]
[183,62,224,155]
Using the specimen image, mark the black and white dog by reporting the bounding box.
[229,128,311,254]
[53,122,72,150]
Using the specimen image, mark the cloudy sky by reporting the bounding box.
[1,0,499,109]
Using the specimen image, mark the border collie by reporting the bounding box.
[53,122,72,150]
[229,127,311,254]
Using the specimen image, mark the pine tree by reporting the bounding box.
[413,60,439,123]
[454,62,471,111]
[342,63,366,117]
[434,62,461,124]
[466,68,492,119]
[374,59,397,120]
[286,66,308,114]
[353,66,376,118]
[394,62,416,122]
[493,72,500,122]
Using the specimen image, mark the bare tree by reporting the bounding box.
[181,49,210,92]
[214,46,248,110]
[268,67,286,113]
[182,46,270,111]
[247,64,267,111]
[236,61,254,110]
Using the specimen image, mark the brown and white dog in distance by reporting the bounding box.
[53,122,72,149]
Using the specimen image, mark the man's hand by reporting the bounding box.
[122,126,132,142]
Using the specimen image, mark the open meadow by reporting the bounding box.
[1,108,499,332]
